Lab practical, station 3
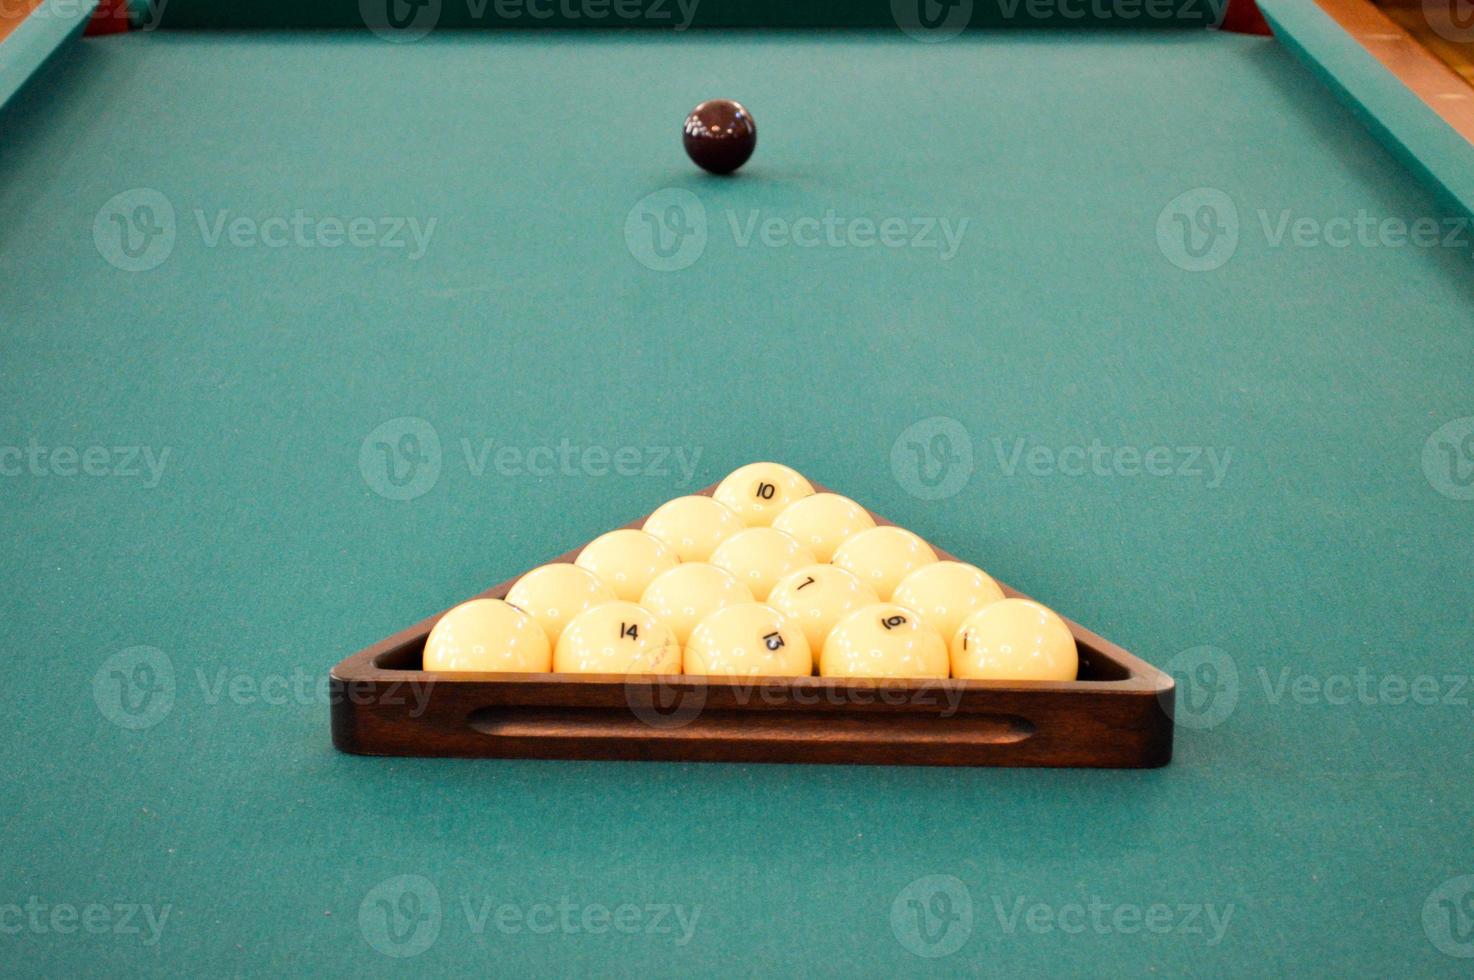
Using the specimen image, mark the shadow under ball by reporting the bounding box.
[683,99,757,174]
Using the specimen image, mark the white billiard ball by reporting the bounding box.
[950,598,1078,681]
[709,526,816,601]
[766,563,879,667]
[819,603,949,680]
[831,525,937,600]
[505,563,617,647]
[554,601,681,675]
[642,495,744,562]
[684,603,811,677]
[639,562,754,645]
[576,528,680,602]
[892,561,1006,643]
[772,492,875,562]
[423,598,551,673]
[713,462,814,527]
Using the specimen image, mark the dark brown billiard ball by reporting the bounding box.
[683,99,757,175]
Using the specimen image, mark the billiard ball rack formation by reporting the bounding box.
[330,483,1175,768]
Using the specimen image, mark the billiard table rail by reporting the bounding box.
[330,484,1175,768]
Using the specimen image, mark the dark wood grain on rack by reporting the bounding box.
[329,483,1174,767]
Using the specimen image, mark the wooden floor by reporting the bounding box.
[1376,0,1474,86]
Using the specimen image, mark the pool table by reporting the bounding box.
[3,0,1474,974]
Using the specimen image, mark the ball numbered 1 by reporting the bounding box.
[950,598,1078,681]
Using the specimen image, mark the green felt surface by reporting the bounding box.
[1259,0,1474,219]
[2,27,1474,978]
[0,0,96,112]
